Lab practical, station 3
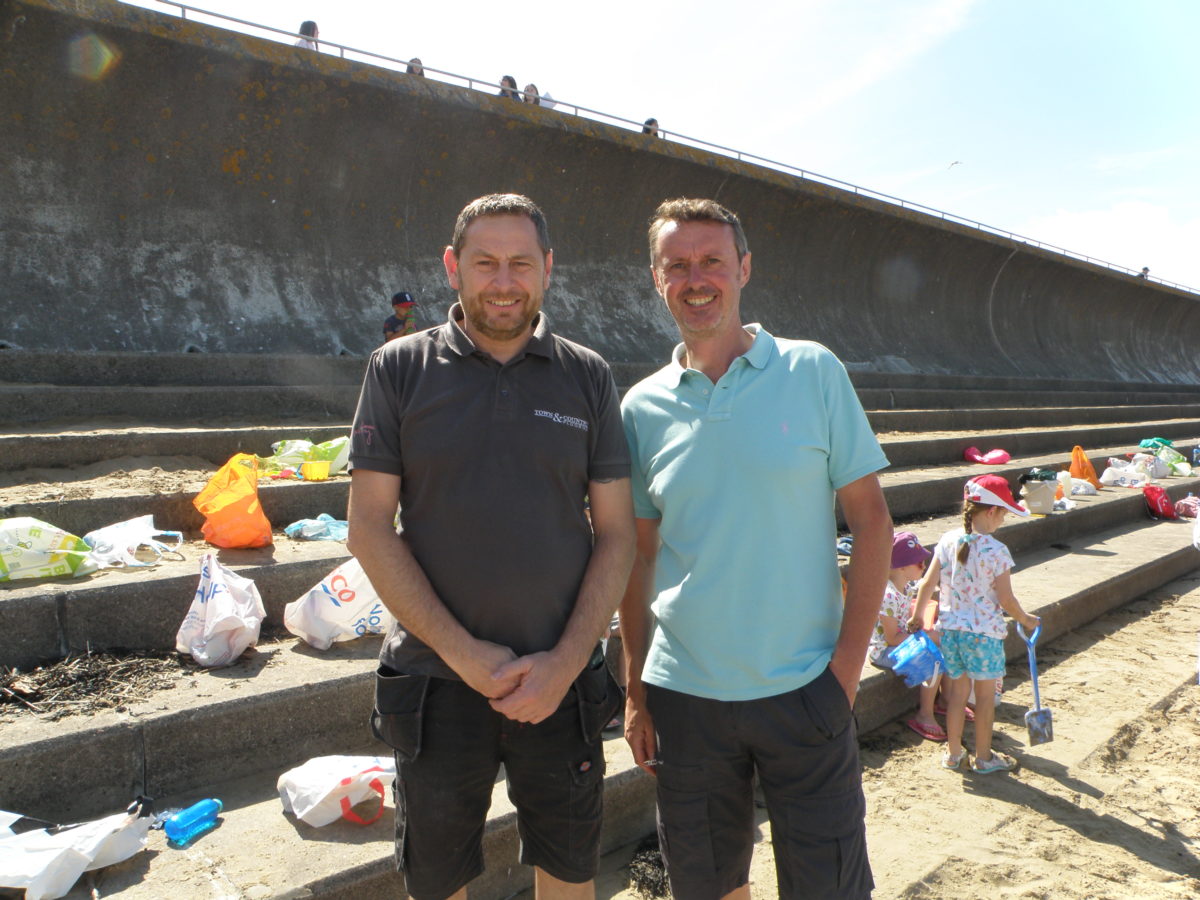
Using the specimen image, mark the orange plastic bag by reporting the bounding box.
[1069,445,1103,489]
[193,453,273,548]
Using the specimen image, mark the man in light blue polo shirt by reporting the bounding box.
[619,198,892,899]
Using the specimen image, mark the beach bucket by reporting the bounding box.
[887,630,945,687]
[300,460,330,481]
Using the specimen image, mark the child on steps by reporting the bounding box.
[869,531,945,741]
[908,475,1041,774]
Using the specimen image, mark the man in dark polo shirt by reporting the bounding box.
[346,193,635,900]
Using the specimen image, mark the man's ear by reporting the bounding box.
[543,249,553,290]
[739,250,752,288]
[651,264,666,299]
[442,246,460,291]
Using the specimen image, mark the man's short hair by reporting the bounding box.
[647,198,749,265]
[451,194,551,257]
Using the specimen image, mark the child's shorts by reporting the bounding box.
[940,630,1006,680]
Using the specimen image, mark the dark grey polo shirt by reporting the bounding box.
[349,303,631,679]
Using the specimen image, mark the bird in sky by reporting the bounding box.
[948,160,962,169]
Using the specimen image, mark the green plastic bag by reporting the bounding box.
[308,437,350,474]
[0,517,98,581]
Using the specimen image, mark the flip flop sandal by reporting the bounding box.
[972,752,1017,774]
[935,703,975,722]
[906,718,948,742]
[940,748,967,770]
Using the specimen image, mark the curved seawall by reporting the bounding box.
[3,0,1199,383]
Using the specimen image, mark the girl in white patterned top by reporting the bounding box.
[908,475,1040,774]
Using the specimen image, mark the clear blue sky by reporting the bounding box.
[123,0,1200,289]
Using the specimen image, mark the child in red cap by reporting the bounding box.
[908,475,1041,774]
[869,532,946,741]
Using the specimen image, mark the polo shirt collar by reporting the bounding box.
[443,302,554,360]
[665,323,775,386]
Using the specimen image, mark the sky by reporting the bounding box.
[122,0,1200,290]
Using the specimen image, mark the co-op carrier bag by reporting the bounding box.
[284,557,394,650]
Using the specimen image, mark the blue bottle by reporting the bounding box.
[1193,448,1200,467]
[164,799,222,845]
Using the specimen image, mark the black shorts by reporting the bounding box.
[371,650,621,900]
[646,666,873,900]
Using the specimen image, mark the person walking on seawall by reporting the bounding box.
[347,194,635,900]
[620,198,892,899]
[383,292,418,342]
[642,117,659,137]
[1137,266,1150,279]
[294,20,318,50]
[524,83,541,105]
[407,58,425,76]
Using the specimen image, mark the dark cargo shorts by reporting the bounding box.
[371,648,621,900]
[646,666,874,900]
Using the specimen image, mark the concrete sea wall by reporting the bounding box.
[3,0,1198,383]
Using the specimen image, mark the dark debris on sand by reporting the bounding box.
[1,648,193,721]
[628,835,669,898]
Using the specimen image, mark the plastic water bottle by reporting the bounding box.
[164,798,222,845]
[1193,448,1200,467]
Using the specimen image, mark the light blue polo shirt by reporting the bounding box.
[621,325,889,701]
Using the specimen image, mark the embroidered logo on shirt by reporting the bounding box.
[533,409,589,431]
[353,424,376,446]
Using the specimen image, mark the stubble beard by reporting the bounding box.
[464,291,540,342]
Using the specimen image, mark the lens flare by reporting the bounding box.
[67,33,121,81]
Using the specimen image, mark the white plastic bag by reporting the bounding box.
[1099,466,1149,488]
[277,755,395,827]
[284,557,394,650]
[1193,515,1200,552]
[1071,481,1098,496]
[0,801,152,900]
[175,553,265,667]
[83,515,183,568]
[1131,453,1170,479]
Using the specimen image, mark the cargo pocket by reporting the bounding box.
[576,646,622,743]
[654,762,718,882]
[799,665,852,742]
[370,665,429,761]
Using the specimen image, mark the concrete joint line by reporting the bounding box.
[986,247,1021,373]
[54,592,68,659]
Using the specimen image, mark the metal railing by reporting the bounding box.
[135,0,1196,296]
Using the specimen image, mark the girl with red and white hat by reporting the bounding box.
[907,475,1041,774]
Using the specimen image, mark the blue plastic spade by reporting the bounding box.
[1017,623,1054,746]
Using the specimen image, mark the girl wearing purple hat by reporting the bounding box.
[908,475,1041,774]
[869,531,945,740]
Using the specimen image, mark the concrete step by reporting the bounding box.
[5,350,1197,396]
[7,515,1197,899]
[0,539,351,669]
[878,417,1200,468]
[0,471,351,542]
[51,733,654,900]
[867,403,1200,433]
[0,635,382,823]
[1,435,1190,553]
[4,411,1196,473]
[0,424,350,471]
[856,386,1200,410]
[8,380,1200,428]
[849,514,1200,739]
[0,351,368,388]
[0,384,361,424]
[874,437,1200,523]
